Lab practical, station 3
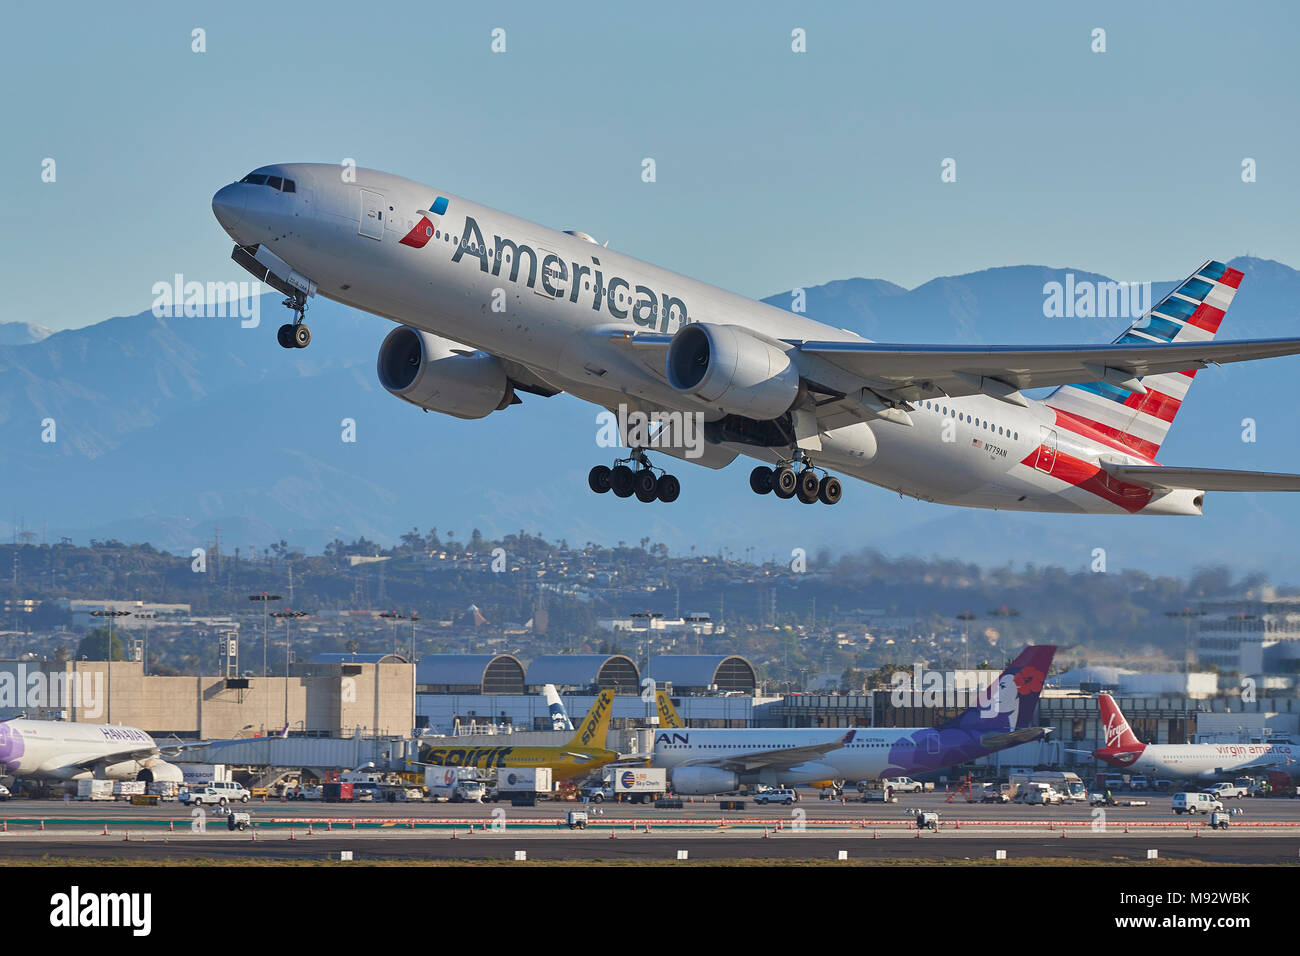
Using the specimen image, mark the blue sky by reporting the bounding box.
[3,0,1298,331]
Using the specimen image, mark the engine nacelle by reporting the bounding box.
[666,323,801,420]
[377,325,515,420]
[136,759,184,784]
[670,766,740,795]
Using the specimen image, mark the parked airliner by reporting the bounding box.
[649,645,1055,794]
[1088,694,1297,781]
[0,717,185,784]
[212,164,1300,511]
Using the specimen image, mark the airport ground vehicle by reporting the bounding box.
[425,767,485,803]
[0,783,9,801]
[1023,784,1065,806]
[286,785,323,801]
[882,777,924,794]
[754,787,799,806]
[1203,782,1249,800]
[1009,772,1086,802]
[977,783,1010,803]
[565,810,589,830]
[580,768,667,804]
[1209,810,1231,829]
[491,768,554,805]
[182,781,251,806]
[1173,792,1224,814]
[860,784,897,803]
[226,812,252,831]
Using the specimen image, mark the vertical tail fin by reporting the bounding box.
[1097,693,1144,751]
[566,690,614,751]
[655,690,684,729]
[942,644,1056,733]
[1045,260,1244,459]
[543,684,573,732]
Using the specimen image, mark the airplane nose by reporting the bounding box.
[211,184,245,233]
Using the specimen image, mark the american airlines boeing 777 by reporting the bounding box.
[212,165,1300,512]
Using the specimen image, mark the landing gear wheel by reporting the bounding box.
[633,469,659,502]
[749,466,774,495]
[277,324,295,349]
[611,465,635,498]
[656,474,681,503]
[796,469,821,503]
[293,324,311,348]
[818,475,842,505]
[588,465,613,494]
[773,466,798,499]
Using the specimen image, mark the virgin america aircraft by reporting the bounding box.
[212,164,1300,511]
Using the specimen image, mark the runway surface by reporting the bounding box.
[2,792,1298,863]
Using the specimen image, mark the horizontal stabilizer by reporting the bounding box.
[1101,463,1300,493]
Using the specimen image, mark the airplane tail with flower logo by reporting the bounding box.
[939,644,1057,738]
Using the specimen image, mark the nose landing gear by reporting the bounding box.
[589,450,680,503]
[277,291,311,349]
[750,456,842,505]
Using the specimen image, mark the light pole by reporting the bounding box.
[955,611,978,672]
[133,611,155,675]
[272,609,308,731]
[249,593,282,734]
[89,608,130,724]
[1165,608,1206,673]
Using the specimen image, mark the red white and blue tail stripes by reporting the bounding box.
[1045,260,1243,460]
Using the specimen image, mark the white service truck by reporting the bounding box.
[492,768,553,804]
[580,768,668,804]
[424,767,486,803]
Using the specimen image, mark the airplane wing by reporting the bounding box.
[792,337,1300,402]
[681,730,856,774]
[1100,463,1300,492]
[69,747,159,771]
[609,330,1300,422]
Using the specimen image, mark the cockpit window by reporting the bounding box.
[238,173,297,193]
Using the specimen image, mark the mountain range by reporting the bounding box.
[2,256,1299,578]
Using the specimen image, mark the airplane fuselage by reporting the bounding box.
[1099,742,1299,781]
[0,718,162,782]
[211,163,1208,515]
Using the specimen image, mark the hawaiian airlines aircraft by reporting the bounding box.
[0,718,185,783]
[212,165,1300,510]
[1090,694,1297,781]
[649,646,1055,794]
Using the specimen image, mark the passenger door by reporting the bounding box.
[358,189,385,240]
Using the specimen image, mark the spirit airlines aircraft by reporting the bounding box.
[0,717,185,784]
[212,165,1300,512]
[649,646,1055,794]
[417,690,616,781]
[1089,694,1298,781]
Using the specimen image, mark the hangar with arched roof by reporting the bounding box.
[416,654,526,695]
[646,654,757,696]
[525,654,640,694]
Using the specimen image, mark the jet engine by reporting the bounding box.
[377,326,517,419]
[670,766,740,795]
[135,759,184,784]
[665,323,801,420]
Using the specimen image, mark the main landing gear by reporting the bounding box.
[588,449,681,503]
[749,457,842,505]
[276,291,311,349]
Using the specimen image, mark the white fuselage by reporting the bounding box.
[211,164,1204,515]
[0,718,161,782]
[1110,742,1299,781]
